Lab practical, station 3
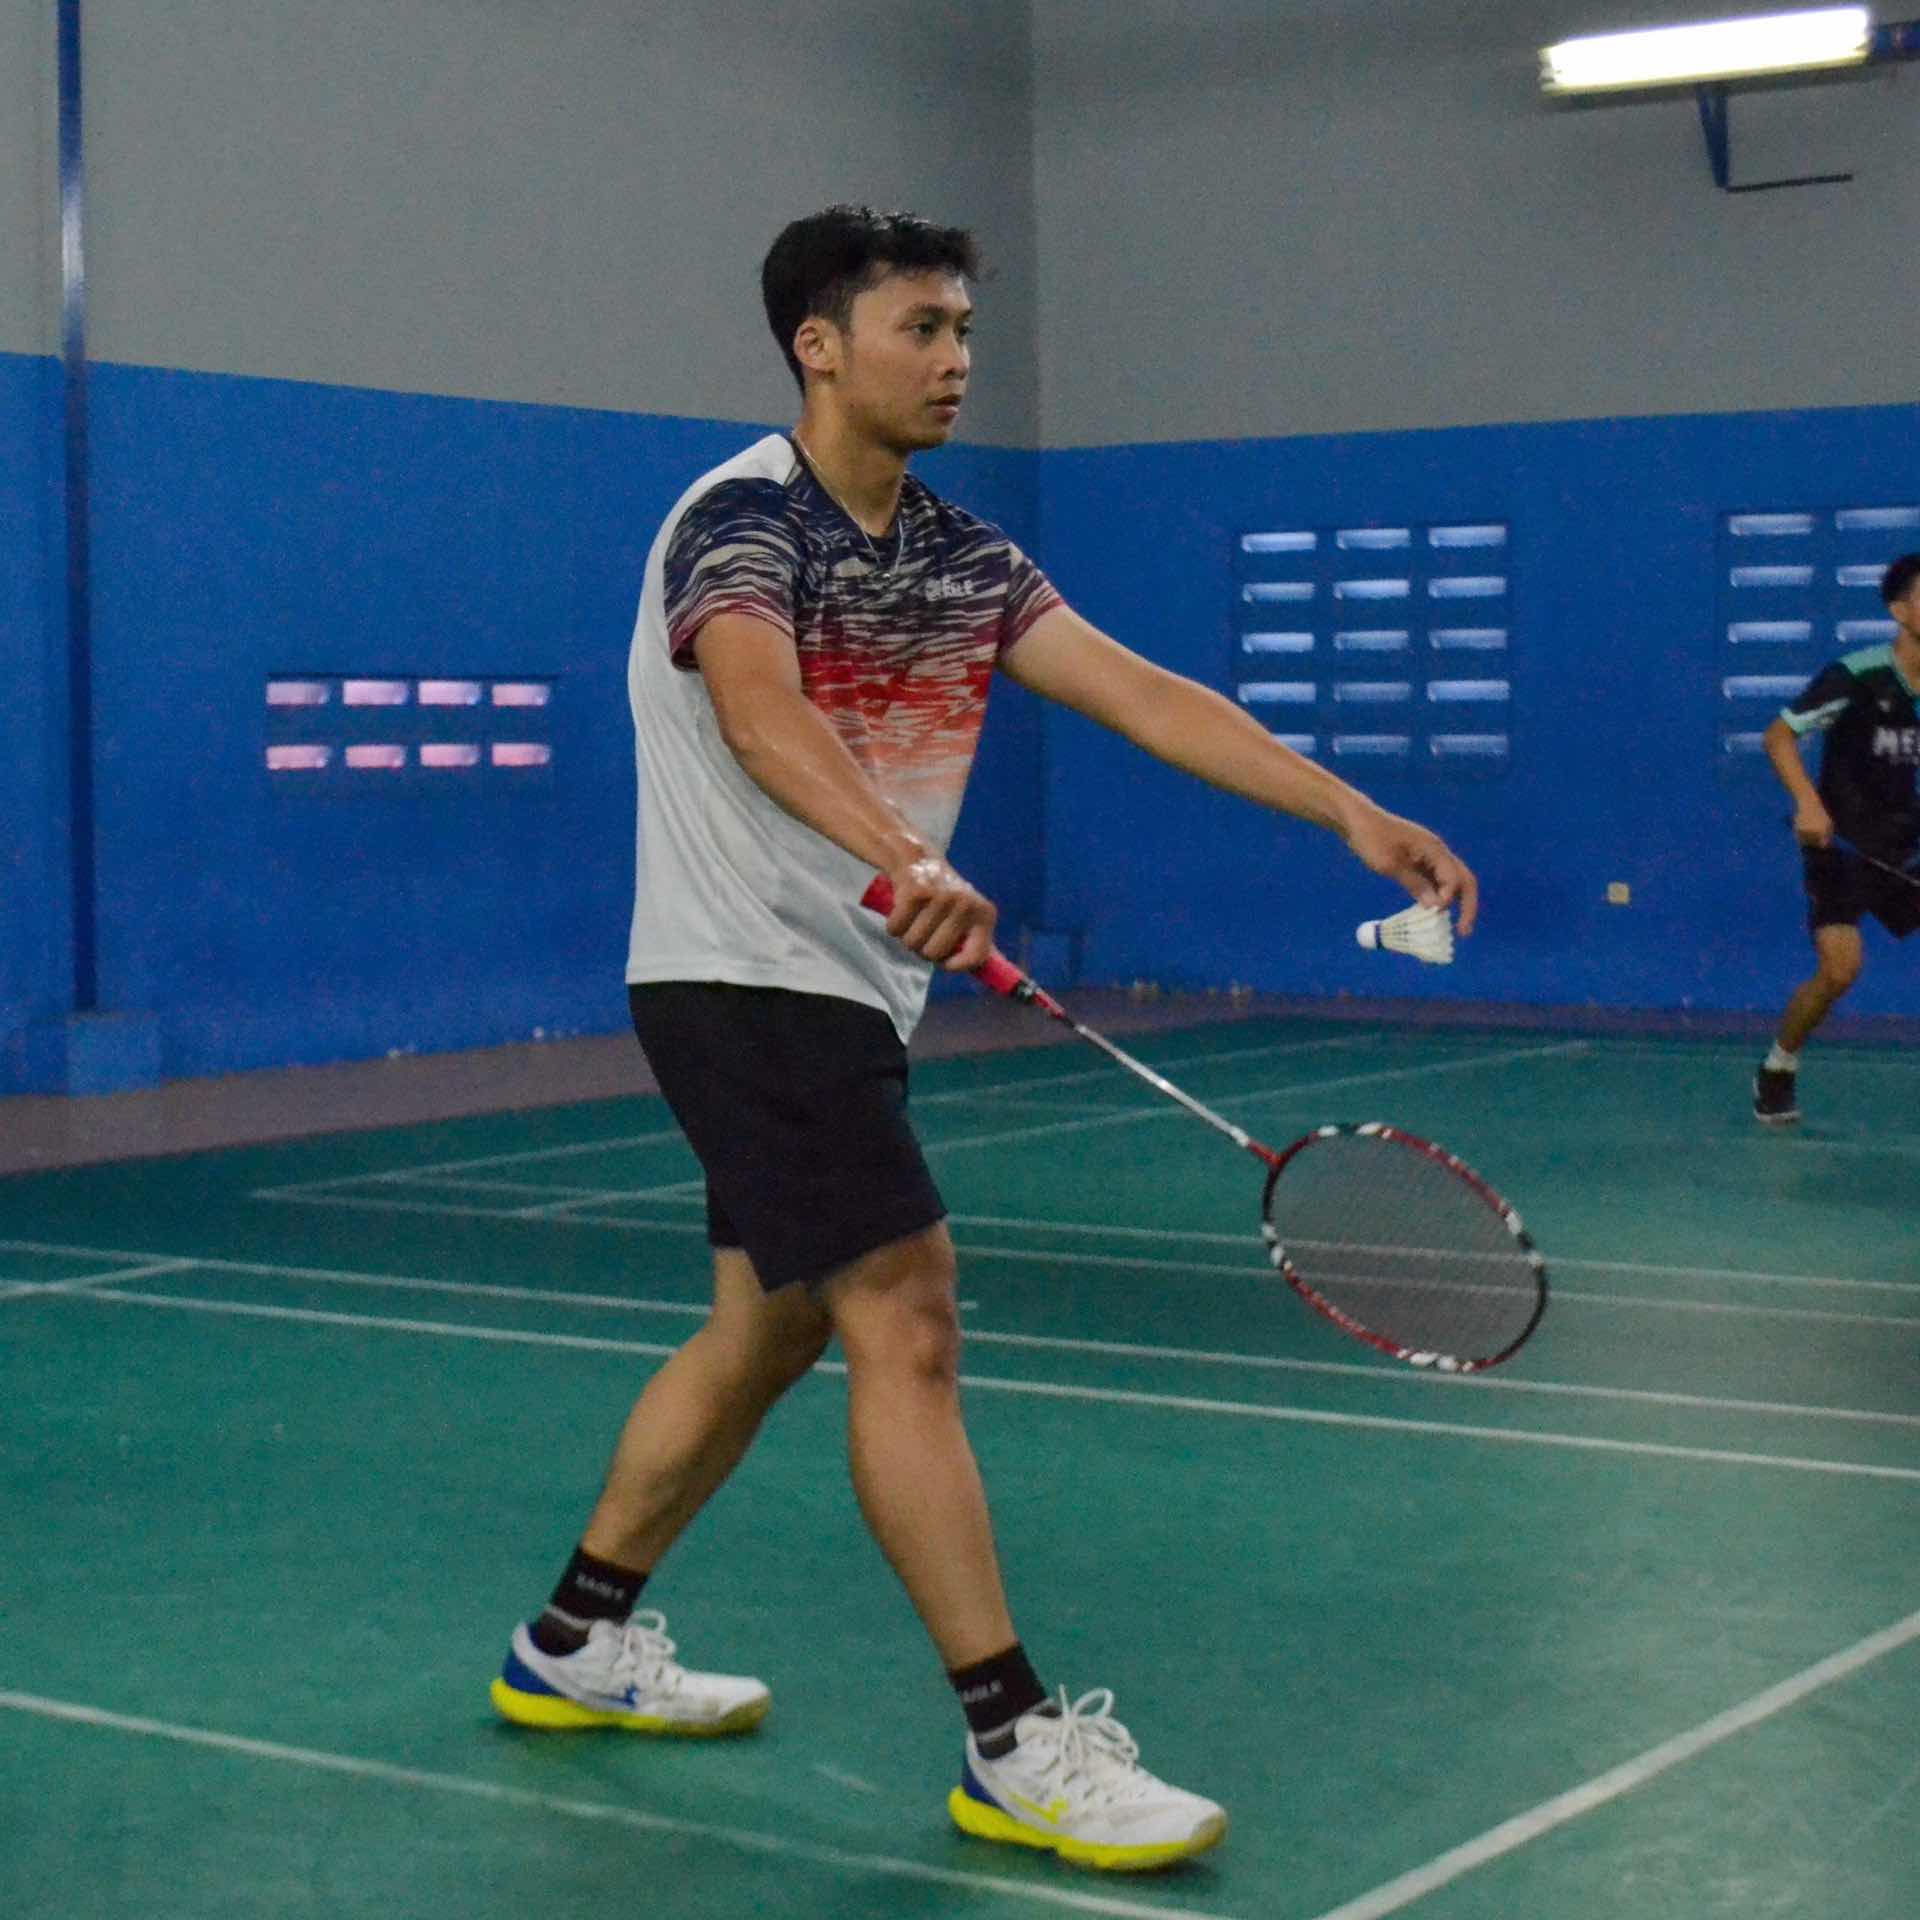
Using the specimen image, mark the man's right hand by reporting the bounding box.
[1792,801,1835,849]
[880,856,998,971]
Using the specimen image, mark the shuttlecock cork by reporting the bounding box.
[1356,902,1455,966]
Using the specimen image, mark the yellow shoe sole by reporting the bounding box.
[489,1678,769,1737]
[947,1786,1226,1872]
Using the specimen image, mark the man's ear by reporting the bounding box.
[793,315,839,382]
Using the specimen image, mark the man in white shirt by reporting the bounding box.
[492,204,1478,1873]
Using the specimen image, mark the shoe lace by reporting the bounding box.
[1030,1688,1152,1808]
[607,1610,683,1699]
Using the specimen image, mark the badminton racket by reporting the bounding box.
[863,877,1546,1372]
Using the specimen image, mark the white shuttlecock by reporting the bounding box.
[1356,902,1455,966]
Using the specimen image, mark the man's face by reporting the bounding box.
[1891,581,1920,646]
[821,269,971,452]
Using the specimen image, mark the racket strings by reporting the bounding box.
[1267,1133,1540,1363]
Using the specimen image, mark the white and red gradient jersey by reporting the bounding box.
[626,433,1059,1038]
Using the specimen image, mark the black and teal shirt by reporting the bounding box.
[1781,644,1920,859]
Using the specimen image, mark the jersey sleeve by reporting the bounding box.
[662,478,802,670]
[1000,543,1064,656]
[1780,659,1857,735]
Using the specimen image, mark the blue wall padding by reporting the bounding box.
[6,361,1915,1095]
[1039,404,1919,1016]
[0,352,70,1062]
[1,364,1040,1086]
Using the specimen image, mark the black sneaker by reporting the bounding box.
[1753,1065,1800,1125]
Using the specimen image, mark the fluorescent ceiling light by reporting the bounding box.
[1542,7,1871,94]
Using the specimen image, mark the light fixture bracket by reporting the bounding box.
[1693,21,1917,190]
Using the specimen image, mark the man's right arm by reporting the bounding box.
[1765,661,1854,847]
[690,612,998,969]
[1763,716,1831,845]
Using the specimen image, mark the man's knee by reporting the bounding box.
[1814,934,1863,994]
[824,1229,962,1386]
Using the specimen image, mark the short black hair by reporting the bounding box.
[1882,552,1920,608]
[761,205,982,391]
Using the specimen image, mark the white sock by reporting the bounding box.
[1765,1043,1799,1073]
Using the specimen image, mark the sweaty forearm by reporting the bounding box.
[715,680,928,872]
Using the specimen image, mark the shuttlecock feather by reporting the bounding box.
[1356,902,1454,966]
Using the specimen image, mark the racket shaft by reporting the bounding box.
[860,874,1261,1157]
[1060,1020,1259,1156]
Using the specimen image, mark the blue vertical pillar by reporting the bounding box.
[51,0,161,1094]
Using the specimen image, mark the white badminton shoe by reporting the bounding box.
[949,1687,1227,1871]
[490,1612,770,1735]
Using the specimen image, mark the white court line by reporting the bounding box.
[963,1330,1920,1432]
[943,1243,1920,1329]
[1560,1040,1920,1066]
[956,1372,1920,1484]
[1304,1604,1920,1920]
[515,1188,705,1219]
[0,1240,711,1317]
[51,1287,1920,1484]
[0,1259,200,1299]
[913,1042,1593,1156]
[247,1123,692,1198]
[949,1093,1141,1117]
[247,1037,1591,1212]
[0,1692,1234,1920]
[222,1191,1920,1328]
[383,1174,618,1199]
[943,1214,1920,1299]
[255,1190,715,1229]
[247,1032,1371,1199]
[9,1238,1912,1430]
[1708,1135,1920,1157]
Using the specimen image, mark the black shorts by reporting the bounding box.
[628,981,946,1291]
[1803,846,1920,939]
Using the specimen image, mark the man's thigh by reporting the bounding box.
[629,981,946,1293]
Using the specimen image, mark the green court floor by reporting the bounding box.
[3,1017,1916,1919]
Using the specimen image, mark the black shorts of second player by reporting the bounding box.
[628,981,947,1292]
[1803,846,1920,940]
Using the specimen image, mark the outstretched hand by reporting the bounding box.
[1344,806,1479,937]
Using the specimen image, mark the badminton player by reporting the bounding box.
[1754,552,1920,1124]
[491,204,1477,1871]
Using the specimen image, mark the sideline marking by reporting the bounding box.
[0,1258,199,1299]
[1304,1605,1920,1920]
[250,1031,1368,1197]
[47,1284,1920,1485]
[15,1232,1920,1426]
[0,1690,1236,1920]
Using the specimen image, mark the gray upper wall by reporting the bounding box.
[1032,0,1919,446]
[0,0,55,355]
[11,2,1916,449]
[67,0,1038,446]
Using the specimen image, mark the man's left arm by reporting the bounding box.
[1002,603,1478,934]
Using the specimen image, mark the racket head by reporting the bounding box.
[1259,1122,1546,1373]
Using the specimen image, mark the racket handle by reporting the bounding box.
[860,875,1031,1000]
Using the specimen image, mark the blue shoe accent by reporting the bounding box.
[958,1756,1004,1811]
[499,1644,562,1698]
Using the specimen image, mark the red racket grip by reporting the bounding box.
[860,875,1028,999]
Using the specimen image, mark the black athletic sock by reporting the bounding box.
[528,1546,648,1656]
[949,1643,1049,1758]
